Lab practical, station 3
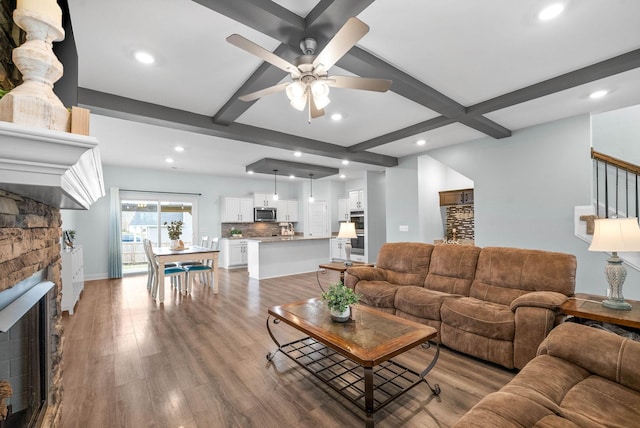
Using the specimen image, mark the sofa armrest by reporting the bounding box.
[510,291,569,312]
[538,322,640,392]
[344,266,387,289]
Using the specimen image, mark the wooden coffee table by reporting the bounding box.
[266,298,440,427]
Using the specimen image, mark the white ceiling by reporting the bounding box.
[66,0,640,181]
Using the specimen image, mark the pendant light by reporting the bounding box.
[272,169,279,201]
[308,173,314,203]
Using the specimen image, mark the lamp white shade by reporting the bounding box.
[337,222,357,239]
[589,218,640,252]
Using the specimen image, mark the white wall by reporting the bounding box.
[387,114,640,299]
[592,104,640,164]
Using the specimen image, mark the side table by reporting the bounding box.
[319,261,374,284]
[560,293,640,330]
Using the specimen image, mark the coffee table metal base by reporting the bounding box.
[266,317,440,427]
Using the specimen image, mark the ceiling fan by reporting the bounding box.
[226,17,392,120]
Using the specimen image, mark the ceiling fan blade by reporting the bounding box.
[326,75,392,92]
[309,95,325,119]
[238,83,290,102]
[227,34,299,75]
[312,17,369,72]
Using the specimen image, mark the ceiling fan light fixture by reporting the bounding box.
[290,94,308,111]
[313,94,331,110]
[310,80,329,98]
[286,81,306,100]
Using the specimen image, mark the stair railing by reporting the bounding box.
[592,148,640,220]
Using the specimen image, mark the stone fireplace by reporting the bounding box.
[0,191,63,427]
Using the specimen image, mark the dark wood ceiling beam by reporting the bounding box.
[349,116,455,152]
[191,0,304,46]
[337,47,511,139]
[78,88,398,168]
[468,48,640,116]
[213,44,296,125]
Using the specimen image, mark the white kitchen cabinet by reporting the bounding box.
[277,199,299,222]
[219,238,248,268]
[337,198,349,221]
[348,189,364,211]
[254,193,276,208]
[330,238,349,261]
[61,246,84,315]
[221,197,253,223]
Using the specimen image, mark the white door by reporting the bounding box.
[308,201,328,237]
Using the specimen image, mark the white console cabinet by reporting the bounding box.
[61,246,84,315]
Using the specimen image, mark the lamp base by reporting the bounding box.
[603,253,631,311]
[602,299,632,311]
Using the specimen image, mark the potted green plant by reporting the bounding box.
[321,282,360,322]
[230,228,243,238]
[164,220,184,249]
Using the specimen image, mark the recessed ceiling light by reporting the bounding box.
[340,174,346,179]
[174,146,184,152]
[165,157,174,164]
[289,175,295,179]
[294,151,302,157]
[331,113,343,121]
[538,3,564,21]
[416,139,426,146]
[247,170,254,174]
[589,90,609,99]
[134,50,155,65]
[342,160,349,165]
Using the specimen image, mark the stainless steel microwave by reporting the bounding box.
[254,207,277,222]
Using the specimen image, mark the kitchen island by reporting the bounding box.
[246,236,331,280]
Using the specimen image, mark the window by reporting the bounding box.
[120,192,198,274]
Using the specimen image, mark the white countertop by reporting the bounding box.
[245,236,331,243]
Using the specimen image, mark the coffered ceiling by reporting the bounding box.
[66,0,640,180]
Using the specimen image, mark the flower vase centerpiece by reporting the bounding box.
[165,220,184,250]
[321,282,360,322]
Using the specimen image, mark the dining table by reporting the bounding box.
[152,245,220,302]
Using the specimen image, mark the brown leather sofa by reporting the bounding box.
[454,322,640,427]
[344,242,577,369]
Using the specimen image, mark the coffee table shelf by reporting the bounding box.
[275,336,440,414]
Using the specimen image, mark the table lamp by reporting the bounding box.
[588,217,640,310]
[337,222,357,266]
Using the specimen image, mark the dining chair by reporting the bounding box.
[143,239,186,297]
[178,236,209,267]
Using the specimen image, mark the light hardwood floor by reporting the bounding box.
[60,268,515,427]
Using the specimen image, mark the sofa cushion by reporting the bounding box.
[440,297,515,340]
[394,286,454,321]
[470,247,576,306]
[375,242,434,286]
[354,280,400,310]
[424,244,481,296]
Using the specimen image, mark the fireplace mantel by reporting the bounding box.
[0,121,104,209]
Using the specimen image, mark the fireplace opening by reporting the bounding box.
[0,273,52,428]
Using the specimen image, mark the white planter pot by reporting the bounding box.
[330,306,351,322]
[170,239,181,250]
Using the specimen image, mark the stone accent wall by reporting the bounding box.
[0,189,62,427]
[445,205,475,240]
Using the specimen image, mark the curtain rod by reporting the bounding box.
[120,189,202,196]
